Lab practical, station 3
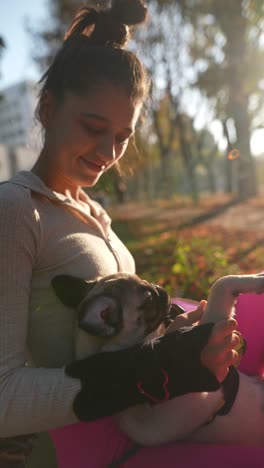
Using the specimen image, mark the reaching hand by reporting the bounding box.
[201,318,240,383]
[166,300,207,332]
[166,300,240,383]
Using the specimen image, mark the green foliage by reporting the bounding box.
[112,195,264,302]
[170,236,239,299]
[114,219,241,301]
[137,233,240,301]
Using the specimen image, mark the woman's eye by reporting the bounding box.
[83,124,104,134]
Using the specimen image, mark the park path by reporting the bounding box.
[112,195,264,232]
[202,199,264,231]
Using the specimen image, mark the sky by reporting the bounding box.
[0,0,47,89]
[0,0,264,155]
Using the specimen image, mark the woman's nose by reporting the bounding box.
[96,133,116,163]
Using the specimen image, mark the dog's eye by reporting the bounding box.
[139,294,153,310]
[140,294,159,321]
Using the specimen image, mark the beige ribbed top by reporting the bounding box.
[0,171,135,436]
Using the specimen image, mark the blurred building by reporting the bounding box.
[0,145,11,181]
[0,80,41,151]
[0,144,39,182]
[0,80,41,181]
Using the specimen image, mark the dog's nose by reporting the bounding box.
[100,307,111,321]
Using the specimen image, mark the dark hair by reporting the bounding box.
[37,0,151,113]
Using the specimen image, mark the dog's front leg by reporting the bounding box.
[200,274,264,324]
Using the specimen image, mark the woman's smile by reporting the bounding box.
[79,156,106,173]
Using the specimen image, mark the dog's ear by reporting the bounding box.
[52,275,97,308]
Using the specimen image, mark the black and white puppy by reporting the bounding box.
[52,273,264,446]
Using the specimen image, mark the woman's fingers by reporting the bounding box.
[208,339,240,365]
[202,348,239,383]
[201,318,240,383]
[222,332,241,350]
[187,300,207,323]
[214,350,240,383]
[166,300,207,333]
[208,318,238,343]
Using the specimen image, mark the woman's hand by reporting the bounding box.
[201,318,240,383]
[167,300,240,384]
[166,300,207,332]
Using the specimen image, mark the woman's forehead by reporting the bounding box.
[67,85,142,127]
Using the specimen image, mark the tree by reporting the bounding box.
[29,0,225,202]
[196,128,219,193]
[134,0,210,200]
[168,0,264,199]
[0,36,5,78]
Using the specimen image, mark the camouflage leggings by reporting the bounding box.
[0,434,38,468]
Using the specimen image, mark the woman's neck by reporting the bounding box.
[31,157,82,202]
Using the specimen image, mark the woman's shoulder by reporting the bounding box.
[0,177,42,241]
[0,177,35,214]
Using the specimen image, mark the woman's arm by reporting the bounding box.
[0,186,81,436]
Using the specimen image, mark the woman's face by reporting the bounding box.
[40,83,142,190]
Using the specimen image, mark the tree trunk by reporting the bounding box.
[222,120,233,194]
[223,0,257,199]
[176,115,199,203]
[232,99,257,199]
[159,152,176,199]
[206,164,217,194]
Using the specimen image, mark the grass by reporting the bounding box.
[111,195,264,300]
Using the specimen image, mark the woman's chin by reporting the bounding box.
[79,173,102,188]
[72,166,101,187]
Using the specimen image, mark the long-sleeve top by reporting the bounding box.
[0,171,135,436]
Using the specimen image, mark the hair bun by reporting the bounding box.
[64,7,98,41]
[110,0,148,26]
[64,1,148,48]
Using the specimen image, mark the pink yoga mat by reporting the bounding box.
[50,294,264,467]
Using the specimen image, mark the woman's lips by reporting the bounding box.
[80,157,106,172]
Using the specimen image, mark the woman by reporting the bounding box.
[0,1,239,466]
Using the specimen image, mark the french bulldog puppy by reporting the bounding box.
[52,272,182,358]
[52,273,264,446]
[0,274,174,468]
